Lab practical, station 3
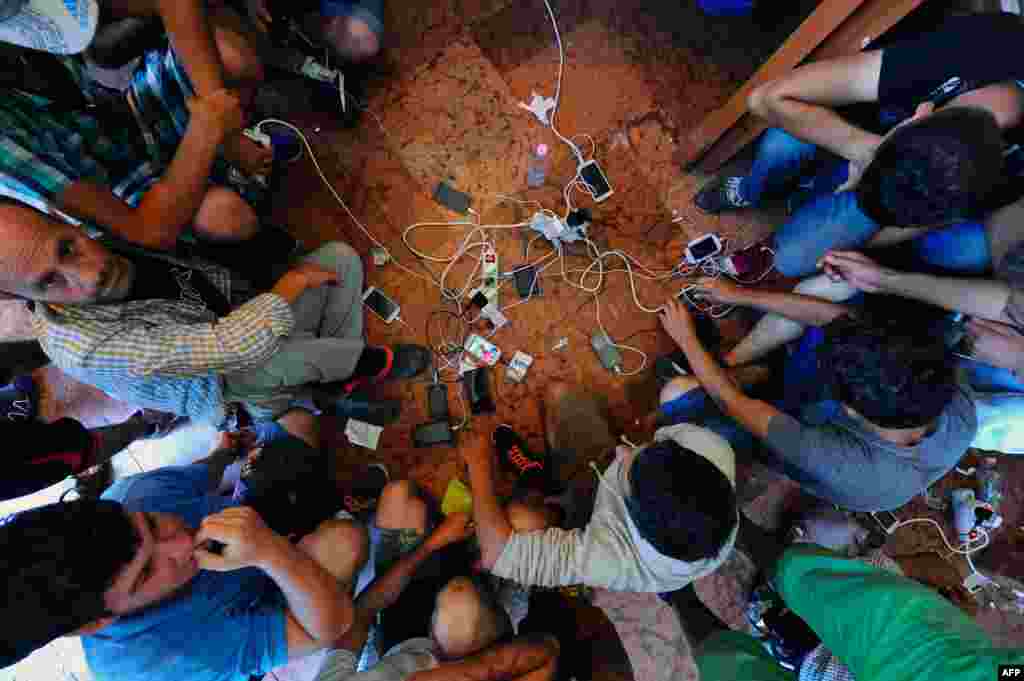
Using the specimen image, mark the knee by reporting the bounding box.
[313,241,363,277]
[299,519,369,582]
[506,501,554,533]
[213,11,265,84]
[325,16,381,61]
[432,577,508,659]
[194,188,260,242]
[659,375,702,405]
[376,480,429,533]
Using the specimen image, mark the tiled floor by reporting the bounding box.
[4,1,1024,680]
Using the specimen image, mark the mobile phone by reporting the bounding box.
[577,160,614,203]
[684,233,723,265]
[414,420,455,447]
[433,181,472,214]
[513,265,541,298]
[362,287,400,323]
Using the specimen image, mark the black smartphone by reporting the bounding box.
[577,160,613,202]
[427,383,449,420]
[513,265,541,298]
[433,181,472,214]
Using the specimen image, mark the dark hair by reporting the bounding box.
[0,500,138,668]
[856,106,1003,226]
[821,314,957,429]
[625,440,737,562]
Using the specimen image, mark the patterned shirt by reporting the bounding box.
[32,244,295,426]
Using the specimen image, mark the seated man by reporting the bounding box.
[0,0,292,284]
[0,200,428,427]
[313,480,561,681]
[689,543,1022,681]
[463,384,739,592]
[657,286,977,512]
[0,408,367,681]
[695,12,1015,277]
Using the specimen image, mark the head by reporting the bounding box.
[0,499,200,667]
[623,439,737,562]
[822,315,957,429]
[856,105,1003,227]
[0,199,135,304]
[430,577,512,660]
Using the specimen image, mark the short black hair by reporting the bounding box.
[821,314,957,429]
[0,500,138,668]
[625,440,737,562]
[856,106,1003,227]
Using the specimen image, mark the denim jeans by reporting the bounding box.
[740,129,993,277]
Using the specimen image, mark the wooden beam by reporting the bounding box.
[677,0,868,169]
[695,0,928,172]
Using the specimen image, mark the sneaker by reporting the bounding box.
[493,425,552,492]
[341,344,431,394]
[342,463,390,522]
[693,176,752,214]
[62,461,114,501]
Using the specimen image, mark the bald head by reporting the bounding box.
[431,577,511,660]
[0,201,135,304]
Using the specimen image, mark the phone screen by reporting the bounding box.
[689,237,719,261]
[579,162,611,198]
[364,288,399,320]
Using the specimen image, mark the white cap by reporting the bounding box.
[0,0,98,55]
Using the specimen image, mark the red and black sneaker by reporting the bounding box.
[493,425,554,493]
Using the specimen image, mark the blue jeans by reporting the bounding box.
[741,129,993,277]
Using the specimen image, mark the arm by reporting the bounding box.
[56,90,242,250]
[660,300,779,440]
[695,278,850,328]
[865,226,931,248]
[333,513,474,654]
[820,250,1014,323]
[195,508,350,648]
[461,429,513,571]
[408,634,560,681]
[748,51,884,163]
[103,0,225,95]
[42,264,339,376]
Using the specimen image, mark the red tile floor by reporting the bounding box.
[3,1,1023,679]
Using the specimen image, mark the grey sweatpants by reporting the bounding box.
[223,241,366,420]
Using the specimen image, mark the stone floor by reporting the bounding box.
[3,1,1024,680]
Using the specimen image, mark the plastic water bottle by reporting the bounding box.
[526,143,549,188]
[977,456,1004,512]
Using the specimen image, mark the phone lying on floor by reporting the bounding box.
[363,287,400,324]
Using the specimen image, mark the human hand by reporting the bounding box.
[966,318,1024,372]
[658,298,697,347]
[691,277,746,305]
[194,506,283,572]
[187,88,246,139]
[424,512,475,552]
[245,0,273,32]
[216,429,258,454]
[223,133,274,177]
[818,250,889,292]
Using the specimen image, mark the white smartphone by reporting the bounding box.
[578,160,614,203]
[684,233,723,265]
[363,286,401,323]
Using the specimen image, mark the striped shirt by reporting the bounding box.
[32,245,295,426]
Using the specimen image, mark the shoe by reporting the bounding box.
[341,344,431,394]
[493,425,553,493]
[693,176,752,214]
[66,461,114,501]
[342,463,390,522]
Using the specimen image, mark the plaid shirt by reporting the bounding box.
[32,246,295,426]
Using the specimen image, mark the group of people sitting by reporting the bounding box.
[0,3,1022,681]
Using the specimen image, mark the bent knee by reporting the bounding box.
[299,519,369,581]
[376,480,429,533]
[212,8,265,84]
[325,16,381,61]
[194,188,260,241]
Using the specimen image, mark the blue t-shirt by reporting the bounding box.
[82,465,289,681]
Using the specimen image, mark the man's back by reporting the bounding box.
[83,465,289,681]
